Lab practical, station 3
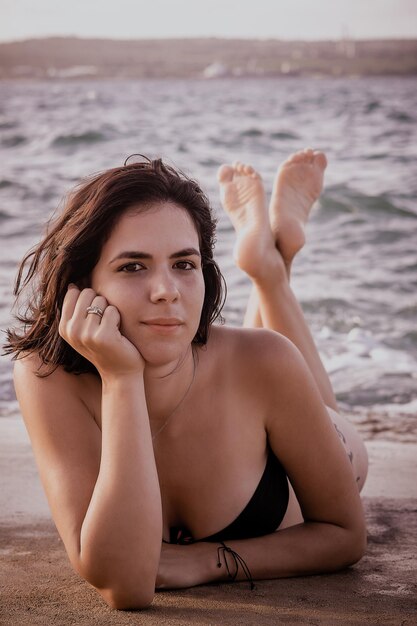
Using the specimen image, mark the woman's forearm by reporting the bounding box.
[77,374,162,605]
[206,520,366,584]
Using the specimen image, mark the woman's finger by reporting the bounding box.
[84,295,108,324]
[71,288,100,320]
[60,283,80,325]
[60,287,107,340]
[99,304,121,329]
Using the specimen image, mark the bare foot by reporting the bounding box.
[218,162,280,280]
[269,148,327,267]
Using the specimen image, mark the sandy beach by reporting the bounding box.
[1,417,416,625]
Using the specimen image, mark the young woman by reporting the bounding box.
[6,149,368,610]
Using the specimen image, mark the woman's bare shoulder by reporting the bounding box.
[15,352,89,387]
[14,351,59,376]
[14,352,70,390]
[206,326,305,400]
[14,353,100,419]
[209,325,300,368]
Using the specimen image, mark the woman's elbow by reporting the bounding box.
[97,585,155,611]
[342,523,367,568]
[73,559,156,610]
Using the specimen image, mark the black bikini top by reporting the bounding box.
[166,449,289,545]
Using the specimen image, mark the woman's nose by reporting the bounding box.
[149,270,180,303]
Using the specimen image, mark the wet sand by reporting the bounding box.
[1,418,416,625]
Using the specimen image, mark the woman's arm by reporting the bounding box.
[14,286,162,609]
[157,332,366,588]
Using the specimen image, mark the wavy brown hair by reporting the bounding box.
[5,157,226,375]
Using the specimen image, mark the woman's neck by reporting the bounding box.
[143,345,197,427]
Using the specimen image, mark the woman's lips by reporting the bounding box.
[141,319,184,333]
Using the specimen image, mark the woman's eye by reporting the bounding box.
[120,263,145,272]
[174,260,195,270]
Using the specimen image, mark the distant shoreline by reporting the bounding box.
[1,36,416,80]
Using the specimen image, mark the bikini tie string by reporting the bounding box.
[216,541,255,590]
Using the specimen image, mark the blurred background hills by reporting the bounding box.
[1,37,416,80]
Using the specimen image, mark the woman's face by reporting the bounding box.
[90,201,205,366]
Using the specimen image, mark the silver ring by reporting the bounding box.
[86,305,104,318]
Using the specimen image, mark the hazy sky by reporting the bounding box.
[1,0,416,42]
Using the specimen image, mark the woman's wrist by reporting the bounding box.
[193,541,233,585]
[185,542,226,585]
[195,541,256,589]
[100,369,144,391]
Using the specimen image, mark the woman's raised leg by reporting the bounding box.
[218,153,368,496]
[218,152,337,410]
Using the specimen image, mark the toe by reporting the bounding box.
[290,151,305,163]
[217,164,235,183]
[294,153,306,162]
[285,152,299,164]
[243,164,256,176]
[233,161,245,174]
[314,151,328,170]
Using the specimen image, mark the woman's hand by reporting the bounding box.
[59,284,145,378]
[156,542,219,590]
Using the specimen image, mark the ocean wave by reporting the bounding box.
[319,189,356,214]
[0,118,18,130]
[1,221,40,239]
[325,328,417,373]
[365,152,387,160]
[301,297,349,315]
[0,179,14,189]
[359,280,391,291]
[0,376,16,404]
[396,304,417,319]
[400,330,417,347]
[364,100,381,113]
[198,157,221,167]
[1,135,27,148]
[327,340,417,423]
[393,261,417,273]
[367,229,409,245]
[209,136,241,148]
[387,110,415,123]
[322,186,417,219]
[237,127,300,141]
[375,128,411,140]
[362,195,417,217]
[240,128,263,137]
[0,210,12,221]
[270,131,300,140]
[51,130,109,147]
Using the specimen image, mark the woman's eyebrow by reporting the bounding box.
[109,248,201,264]
[170,248,201,259]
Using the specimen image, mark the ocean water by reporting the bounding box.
[1,77,416,441]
